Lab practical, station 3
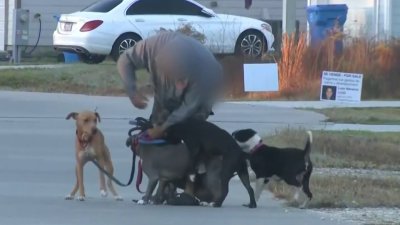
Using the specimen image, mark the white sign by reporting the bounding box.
[320,71,363,103]
[243,63,279,92]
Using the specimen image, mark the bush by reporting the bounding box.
[277,31,400,99]
[158,24,206,44]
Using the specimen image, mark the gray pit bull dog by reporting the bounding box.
[126,118,232,206]
[126,118,202,205]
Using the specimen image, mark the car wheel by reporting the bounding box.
[111,34,141,62]
[235,31,267,58]
[79,54,107,64]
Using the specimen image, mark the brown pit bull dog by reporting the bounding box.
[65,111,122,201]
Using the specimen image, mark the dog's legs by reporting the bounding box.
[103,160,122,201]
[294,186,302,202]
[254,178,267,202]
[76,162,86,201]
[66,164,80,200]
[237,160,257,208]
[300,169,313,209]
[213,159,236,208]
[98,159,107,198]
[154,179,168,205]
[184,177,195,196]
[139,178,158,205]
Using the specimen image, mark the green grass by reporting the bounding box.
[266,129,400,170]
[0,62,149,95]
[308,107,400,125]
[267,175,400,209]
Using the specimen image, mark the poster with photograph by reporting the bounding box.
[320,71,363,103]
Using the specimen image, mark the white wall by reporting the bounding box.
[0,0,5,51]
[201,0,308,31]
[6,0,15,46]
[21,0,97,46]
[390,0,400,37]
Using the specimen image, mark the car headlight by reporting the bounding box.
[261,23,272,33]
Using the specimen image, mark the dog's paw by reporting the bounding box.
[243,202,257,208]
[100,190,108,198]
[299,200,309,209]
[114,196,123,201]
[211,202,221,208]
[65,195,74,200]
[137,199,146,205]
[200,202,211,207]
[77,196,85,201]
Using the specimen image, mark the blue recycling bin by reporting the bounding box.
[63,52,80,64]
[307,4,348,53]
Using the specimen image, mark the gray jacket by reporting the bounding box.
[117,31,223,130]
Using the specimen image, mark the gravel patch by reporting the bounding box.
[312,208,400,225]
[314,168,400,180]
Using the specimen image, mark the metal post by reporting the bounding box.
[282,0,296,35]
[11,8,29,64]
[11,9,18,64]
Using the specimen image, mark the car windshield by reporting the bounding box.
[81,0,123,12]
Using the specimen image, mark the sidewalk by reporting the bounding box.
[230,100,400,109]
[0,64,64,70]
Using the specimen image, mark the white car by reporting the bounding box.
[53,0,274,64]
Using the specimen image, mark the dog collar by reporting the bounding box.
[250,141,264,154]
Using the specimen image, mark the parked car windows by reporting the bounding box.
[170,1,204,16]
[82,0,123,13]
[126,0,173,15]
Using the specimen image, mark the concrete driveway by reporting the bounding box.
[0,91,351,225]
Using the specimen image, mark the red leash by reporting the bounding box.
[136,159,144,193]
[131,134,145,194]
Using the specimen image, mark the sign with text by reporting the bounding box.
[320,71,363,103]
[243,63,279,92]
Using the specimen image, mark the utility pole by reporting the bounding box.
[283,0,297,34]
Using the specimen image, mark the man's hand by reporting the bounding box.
[147,126,165,139]
[131,93,148,109]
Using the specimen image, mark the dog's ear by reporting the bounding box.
[66,112,78,120]
[95,112,101,123]
[231,130,239,136]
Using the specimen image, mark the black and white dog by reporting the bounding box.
[232,129,313,208]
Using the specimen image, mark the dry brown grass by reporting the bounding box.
[308,107,400,125]
[267,175,400,208]
[221,31,400,100]
[266,129,400,170]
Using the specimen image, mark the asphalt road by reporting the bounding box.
[0,91,350,225]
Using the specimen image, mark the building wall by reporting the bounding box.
[6,0,15,46]
[200,0,308,30]
[391,0,400,36]
[21,0,97,46]
[0,0,5,51]
[18,0,307,47]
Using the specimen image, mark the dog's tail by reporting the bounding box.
[304,131,312,162]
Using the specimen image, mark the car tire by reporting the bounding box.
[79,54,107,64]
[235,31,267,58]
[111,34,141,62]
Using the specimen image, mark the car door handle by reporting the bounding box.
[135,18,145,22]
[177,18,187,22]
